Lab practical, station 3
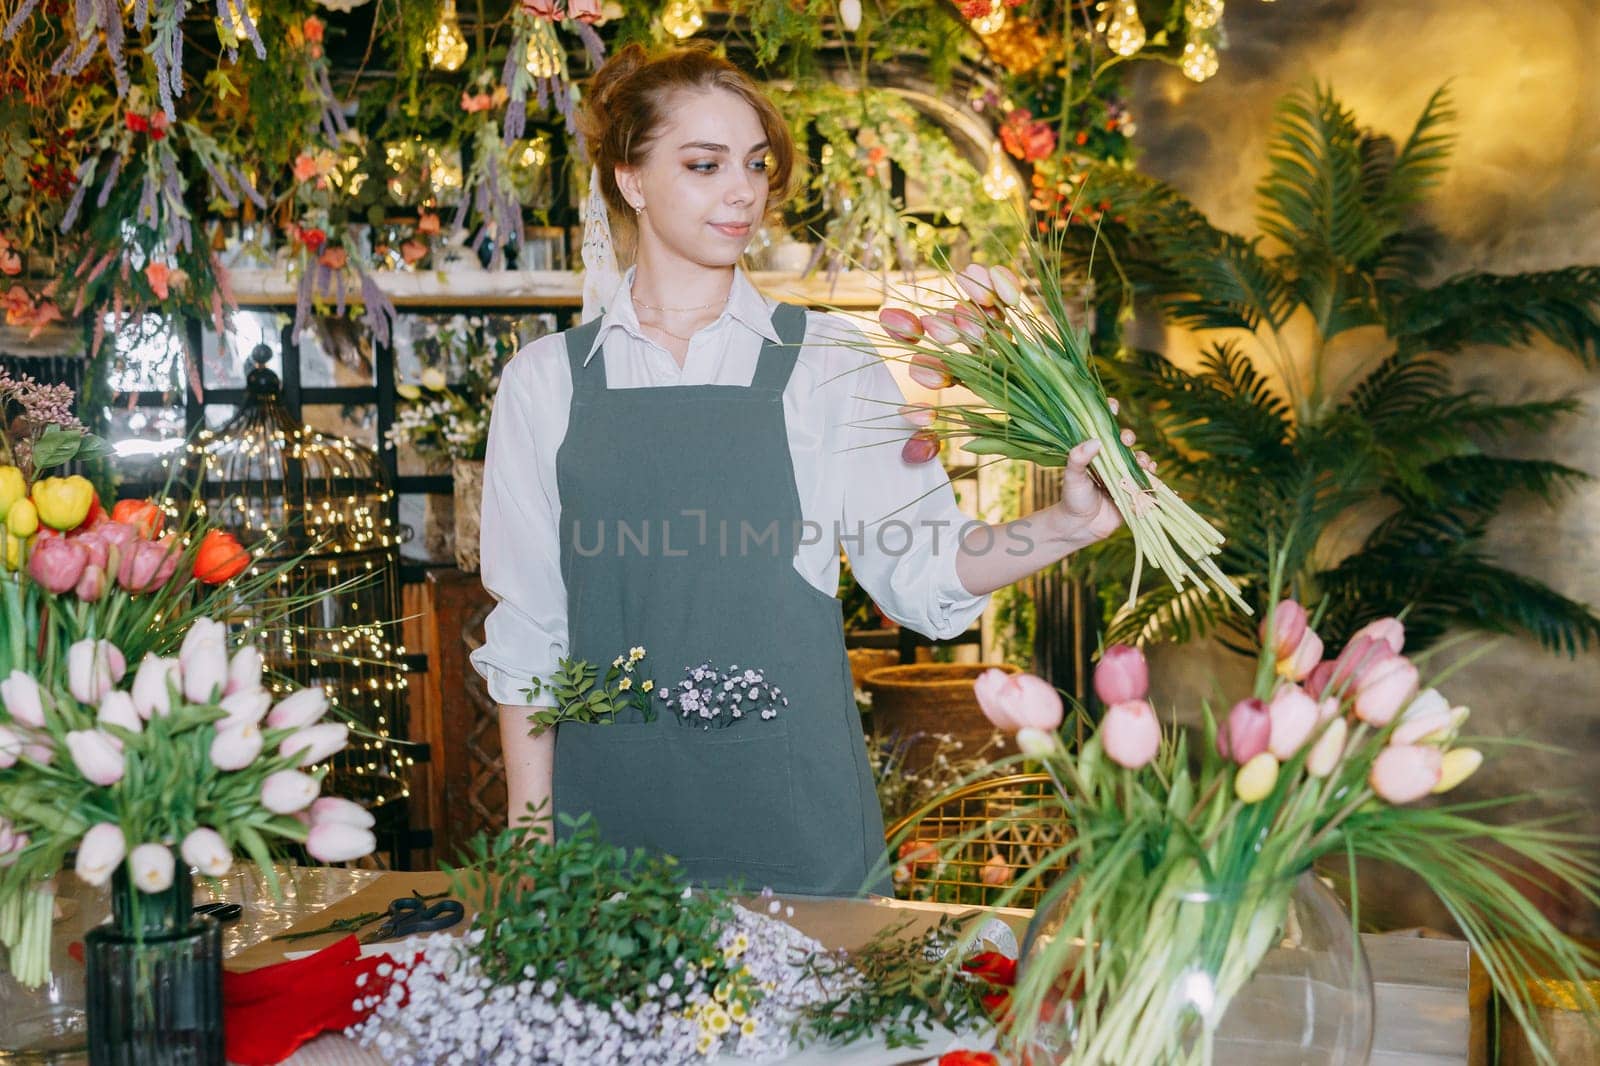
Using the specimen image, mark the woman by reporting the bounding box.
[470,43,1121,897]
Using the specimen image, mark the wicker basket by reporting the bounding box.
[862,662,1020,772]
[847,648,900,692]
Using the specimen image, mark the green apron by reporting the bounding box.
[551,302,889,897]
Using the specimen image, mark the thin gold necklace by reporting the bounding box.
[639,319,697,343]
[632,291,726,313]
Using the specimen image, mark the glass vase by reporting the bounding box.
[1019,871,1373,1066]
[0,883,94,1063]
[84,864,223,1066]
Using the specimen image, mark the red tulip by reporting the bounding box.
[193,529,250,584]
[1093,644,1149,705]
[878,307,923,342]
[112,499,164,541]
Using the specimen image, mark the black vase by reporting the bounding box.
[85,861,223,1066]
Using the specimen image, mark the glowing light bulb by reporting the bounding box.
[660,0,704,39]
[1181,39,1220,82]
[981,142,1019,201]
[1096,0,1146,57]
[525,35,563,79]
[427,0,469,72]
[969,0,1005,35]
[1184,0,1224,30]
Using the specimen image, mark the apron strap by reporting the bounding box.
[749,303,809,393]
[562,317,608,400]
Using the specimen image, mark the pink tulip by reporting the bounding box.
[128,843,175,893]
[1317,696,1341,723]
[1354,656,1419,727]
[74,564,107,602]
[1092,646,1147,708]
[306,822,376,864]
[988,264,1023,306]
[179,619,229,703]
[209,723,263,771]
[1101,698,1162,769]
[908,351,954,389]
[1350,617,1405,654]
[878,307,923,342]
[918,314,962,347]
[1391,689,1452,746]
[1267,685,1319,759]
[20,739,52,766]
[225,646,264,696]
[901,429,940,464]
[1305,717,1348,778]
[74,823,127,887]
[898,403,935,428]
[1277,629,1323,682]
[117,537,179,593]
[97,691,143,734]
[1261,600,1307,658]
[973,670,1063,733]
[310,796,376,830]
[219,690,271,729]
[67,639,126,704]
[955,263,998,306]
[267,687,328,731]
[180,827,232,878]
[1,670,46,727]
[1328,636,1393,695]
[280,722,349,767]
[1370,744,1443,805]
[74,528,112,571]
[1304,659,1337,699]
[1218,698,1271,763]
[0,818,15,854]
[947,304,988,343]
[27,535,88,593]
[131,654,181,719]
[65,729,126,786]
[0,724,22,768]
[261,770,320,814]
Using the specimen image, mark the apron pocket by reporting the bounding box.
[556,724,799,874]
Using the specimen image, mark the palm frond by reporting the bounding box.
[1403,455,1590,512]
[1392,268,1600,365]
[1255,83,1392,271]
[1385,85,1457,210]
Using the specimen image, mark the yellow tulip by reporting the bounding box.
[2,531,22,571]
[1432,748,1483,795]
[30,475,95,531]
[0,465,24,520]
[5,497,38,537]
[1235,752,1280,804]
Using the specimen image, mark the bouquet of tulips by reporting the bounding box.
[873,248,1246,616]
[0,618,377,988]
[936,577,1600,1064]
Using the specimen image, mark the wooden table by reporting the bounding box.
[207,868,1476,1065]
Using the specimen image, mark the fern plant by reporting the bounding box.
[1067,84,1600,654]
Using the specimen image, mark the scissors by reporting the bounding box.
[193,901,242,924]
[359,894,464,944]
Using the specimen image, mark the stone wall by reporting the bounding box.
[1124,0,1600,933]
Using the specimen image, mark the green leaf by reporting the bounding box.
[29,426,86,472]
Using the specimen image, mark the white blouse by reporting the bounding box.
[469,267,990,705]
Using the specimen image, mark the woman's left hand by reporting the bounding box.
[1055,439,1124,544]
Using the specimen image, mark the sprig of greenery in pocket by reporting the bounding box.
[521,645,656,734]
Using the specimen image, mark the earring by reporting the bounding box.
[635,202,645,214]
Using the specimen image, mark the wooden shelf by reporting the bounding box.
[225,266,932,310]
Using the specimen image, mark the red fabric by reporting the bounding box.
[939,1052,1000,1066]
[222,936,401,1065]
[961,951,1017,1017]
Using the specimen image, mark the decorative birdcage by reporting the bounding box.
[191,344,419,866]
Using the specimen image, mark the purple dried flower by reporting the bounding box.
[2,0,41,39]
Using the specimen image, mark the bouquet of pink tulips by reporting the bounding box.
[872,246,1247,616]
[939,588,1600,1064]
[0,619,376,987]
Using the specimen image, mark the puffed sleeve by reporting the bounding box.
[469,338,571,705]
[820,314,991,639]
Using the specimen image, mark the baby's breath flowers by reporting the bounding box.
[660,662,789,729]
